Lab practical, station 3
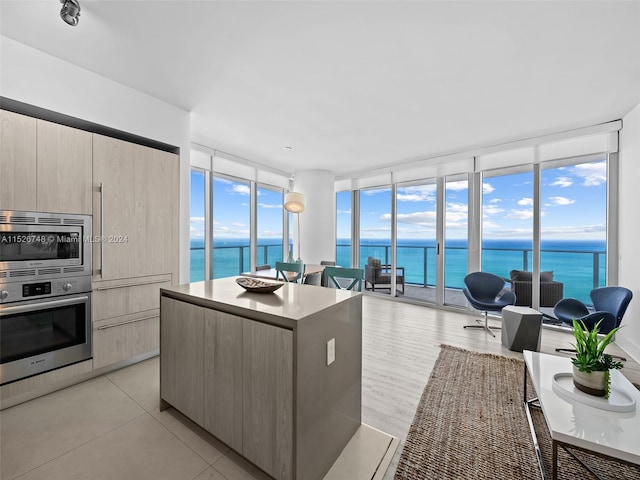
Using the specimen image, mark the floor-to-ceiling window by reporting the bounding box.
[336,191,352,267]
[256,185,284,267]
[188,158,288,281]
[482,170,534,305]
[360,187,393,295]
[212,176,251,278]
[395,181,438,303]
[190,169,206,282]
[444,176,469,307]
[540,157,607,306]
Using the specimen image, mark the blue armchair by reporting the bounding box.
[463,271,516,337]
[554,286,632,334]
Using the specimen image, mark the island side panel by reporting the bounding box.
[295,294,362,480]
[243,318,294,480]
[160,297,205,426]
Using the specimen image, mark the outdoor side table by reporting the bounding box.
[501,306,542,352]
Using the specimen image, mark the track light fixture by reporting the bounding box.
[60,0,81,26]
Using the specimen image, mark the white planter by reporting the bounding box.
[572,365,607,397]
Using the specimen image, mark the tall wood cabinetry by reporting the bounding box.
[92,134,179,370]
[0,110,92,214]
[0,107,179,408]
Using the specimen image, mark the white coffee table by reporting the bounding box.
[523,350,640,479]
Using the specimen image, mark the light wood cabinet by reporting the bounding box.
[91,274,172,369]
[160,297,204,426]
[92,312,160,370]
[91,135,178,371]
[204,310,243,452]
[0,111,92,214]
[92,134,177,281]
[0,110,37,211]
[36,120,92,214]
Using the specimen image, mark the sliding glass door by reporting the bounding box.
[359,187,393,295]
[395,181,438,303]
[443,176,469,307]
[482,170,534,306]
[190,169,206,282]
[540,157,607,306]
[336,191,352,267]
[256,185,284,267]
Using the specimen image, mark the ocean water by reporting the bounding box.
[190,238,605,304]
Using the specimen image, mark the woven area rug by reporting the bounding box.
[394,345,640,480]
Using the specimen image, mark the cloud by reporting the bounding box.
[572,161,606,186]
[483,205,504,216]
[551,176,572,188]
[397,193,427,202]
[393,211,437,226]
[396,185,436,202]
[518,197,533,206]
[231,222,246,227]
[362,188,389,196]
[337,209,351,214]
[546,196,575,206]
[482,182,495,194]
[447,202,468,213]
[190,216,205,223]
[541,224,606,235]
[447,181,468,191]
[489,198,502,204]
[257,202,282,209]
[231,184,250,195]
[505,209,534,220]
[189,225,204,238]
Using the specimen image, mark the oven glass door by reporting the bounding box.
[0,293,91,384]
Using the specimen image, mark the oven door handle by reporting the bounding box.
[0,296,89,316]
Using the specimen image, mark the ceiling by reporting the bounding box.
[1,1,640,177]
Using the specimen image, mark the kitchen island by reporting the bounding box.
[159,277,362,480]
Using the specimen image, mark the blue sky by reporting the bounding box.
[337,159,607,241]
[193,159,607,243]
[190,174,284,241]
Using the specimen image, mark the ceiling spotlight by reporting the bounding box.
[60,0,81,26]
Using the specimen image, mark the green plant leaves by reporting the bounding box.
[570,318,623,373]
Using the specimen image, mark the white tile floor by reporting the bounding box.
[0,356,395,480]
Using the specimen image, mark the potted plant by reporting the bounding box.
[571,319,623,398]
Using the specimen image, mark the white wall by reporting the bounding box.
[617,101,640,362]
[293,170,336,264]
[1,36,192,283]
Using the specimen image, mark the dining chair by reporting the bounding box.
[323,266,364,292]
[275,261,304,283]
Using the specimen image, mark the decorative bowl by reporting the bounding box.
[235,277,284,293]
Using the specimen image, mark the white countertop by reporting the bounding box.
[524,350,640,465]
[161,276,360,325]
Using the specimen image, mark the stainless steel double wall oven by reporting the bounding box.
[0,210,93,385]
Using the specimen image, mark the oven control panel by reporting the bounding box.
[0,276,91,304]
[22,282,52,297]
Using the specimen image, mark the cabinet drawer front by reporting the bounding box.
[93,276,171,322]
[92,315,158,370]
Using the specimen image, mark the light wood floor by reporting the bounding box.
[360,294,640,479]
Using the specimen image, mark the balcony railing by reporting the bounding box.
[190,243,286,281]
[190,242,605,304]
[339,243,605,303]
